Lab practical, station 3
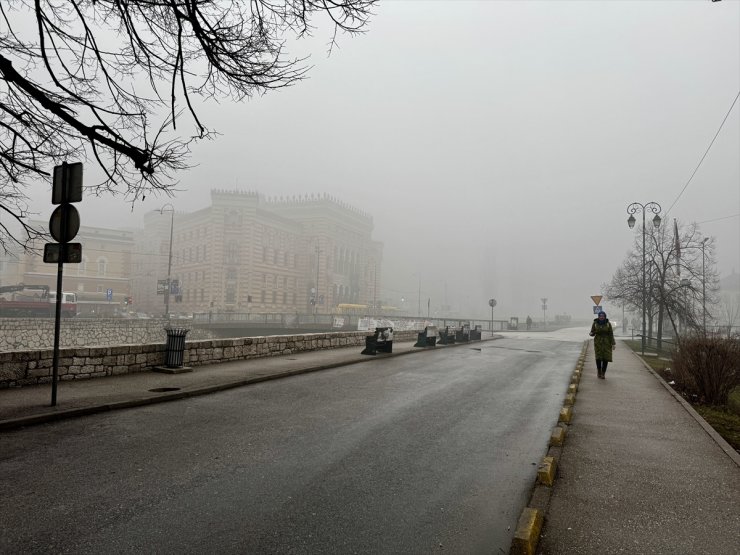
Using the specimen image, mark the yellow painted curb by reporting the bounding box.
[568,383,577,395]
[511,507,544,555]
[549,425,566,446]
[559,406,573,424]
[537,456,557,486]
[570,373,580,384]
[564,392,576,406]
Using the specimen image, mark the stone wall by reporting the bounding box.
[0,330,418,388]
[0,318,213,351]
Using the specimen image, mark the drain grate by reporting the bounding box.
[148,387,181,393]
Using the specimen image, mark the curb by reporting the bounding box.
[0,336,502,432]
[510,340,588,555]
[629,348,740,467]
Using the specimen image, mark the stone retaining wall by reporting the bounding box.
[0,330,418,388]
[0,318,213,351]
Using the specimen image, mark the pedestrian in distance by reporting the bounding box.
[526,315,532,330]
[589,310,616,379]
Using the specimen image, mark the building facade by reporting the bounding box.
[132,191,383,316]
[0,223,134,316]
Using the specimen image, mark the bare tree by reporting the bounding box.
[604,220,720,347]
[0,0,376,251]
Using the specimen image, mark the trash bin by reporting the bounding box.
[164,327,189,368]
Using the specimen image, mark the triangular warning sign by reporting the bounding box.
[591,295,603,305]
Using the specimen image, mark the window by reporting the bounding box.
[78,256,88,275]
[283,292,287,304]
[226,242,239,264]
[225,286,236,303]
[261,290,266,303]
[96,258,107,276]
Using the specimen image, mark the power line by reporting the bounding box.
[665,90,740,217]
[695,213,740,225]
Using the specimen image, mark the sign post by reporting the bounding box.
[541,297,548,329]
[46,162,83,407]
[488,298,497,335]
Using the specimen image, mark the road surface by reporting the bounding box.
[0,332,583,554]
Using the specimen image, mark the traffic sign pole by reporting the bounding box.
[48,161,83,407]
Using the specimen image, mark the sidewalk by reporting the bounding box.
[0,338,460,430]
[537,341,740,555]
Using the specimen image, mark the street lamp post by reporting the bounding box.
[701,237,709,334]
[627,201,662,355]
[417,276,421,317]
[159,204,175,319]
[541,297,548,329]
[314,244,320,315]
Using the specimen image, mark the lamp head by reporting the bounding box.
[627,214,636,229]
[652,213,661,228]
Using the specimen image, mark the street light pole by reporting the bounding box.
[159,204,175,320]
[702,237,708,334]
[315,244,320,316]
[417,276,421,317]
[627,201,662,355]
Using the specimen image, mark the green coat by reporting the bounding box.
[590,319,615,361]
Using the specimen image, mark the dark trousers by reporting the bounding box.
[596,359,609,373]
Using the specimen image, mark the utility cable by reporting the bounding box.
[665,90,740,217]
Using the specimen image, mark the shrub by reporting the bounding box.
[672,335,740,405]
[729,387,740,416]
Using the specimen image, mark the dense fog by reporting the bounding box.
[23,1,740,321]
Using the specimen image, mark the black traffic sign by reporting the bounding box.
[43,243,82,263]
[52,162,83,204]
[49,204,80,243]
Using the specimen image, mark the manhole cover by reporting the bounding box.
[148,387,181,393]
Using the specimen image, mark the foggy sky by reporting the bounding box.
[27,1,740,320]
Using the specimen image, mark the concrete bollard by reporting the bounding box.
[511,507,544,555]
[537,456,557,486]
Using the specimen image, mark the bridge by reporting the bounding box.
[191,311,513,338]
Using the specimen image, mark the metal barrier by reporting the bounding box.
[361,327,393,355]
[438,327,455,345]
[455,324,470,343]
[414,326,438,348]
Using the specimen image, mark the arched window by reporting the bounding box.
[96,257,107,276]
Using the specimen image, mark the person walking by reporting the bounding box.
[589,310,616,379]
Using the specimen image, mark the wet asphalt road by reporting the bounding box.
[0,335,580,554]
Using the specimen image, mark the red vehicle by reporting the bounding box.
[0,284,77,318]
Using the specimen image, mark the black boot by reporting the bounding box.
[596,360,603,379]
[602,362,608,379]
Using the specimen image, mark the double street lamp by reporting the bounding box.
[627,201,662,355]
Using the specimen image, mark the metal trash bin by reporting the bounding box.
[164,327,189,368]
